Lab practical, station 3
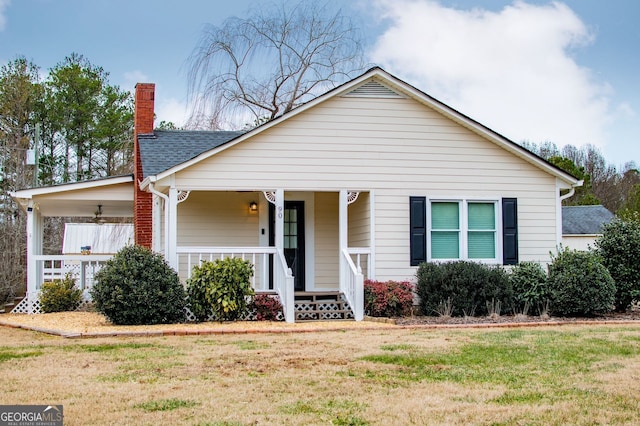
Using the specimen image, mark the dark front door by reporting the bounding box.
[270,201,305,291]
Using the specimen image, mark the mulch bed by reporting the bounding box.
[394,311,640,326]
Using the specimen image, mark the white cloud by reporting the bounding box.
[155,97,189,128]
[0,0,10,31]
[120,71,189,127]
[370,0,613,150]
[122,70,150,90]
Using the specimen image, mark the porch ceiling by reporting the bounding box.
[33,198,133,217]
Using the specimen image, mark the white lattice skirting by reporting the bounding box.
[11,294,94,314]
[12,293,285,322]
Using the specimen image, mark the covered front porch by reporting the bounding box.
[12,178,373,322]
[10,176,135,314]
[157,188,373,322]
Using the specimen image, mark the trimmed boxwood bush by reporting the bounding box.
[510,262,549,314]
[186,257,254,322]
[416,261,513,317]
[596,217,640,311]
[39,274,82,313]
[364,280,414,317]
[91,245,186,325]
[548,247,615,316]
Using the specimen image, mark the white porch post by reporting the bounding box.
[369,190,376,281]
[26,202,43,313]
[274,189,294,322]
[152,193,163,254]
[167,186,178,270]
[339,190,348,282]
[275,189,284,252]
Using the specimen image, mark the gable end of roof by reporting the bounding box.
[342,80,406,99]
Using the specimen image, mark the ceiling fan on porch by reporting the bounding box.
[93,204,106,224]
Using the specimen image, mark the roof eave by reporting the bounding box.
[10,175,134,199]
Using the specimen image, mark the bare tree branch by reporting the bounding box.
[187,0,366,130]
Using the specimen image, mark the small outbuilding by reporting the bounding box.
[562,205,614,251]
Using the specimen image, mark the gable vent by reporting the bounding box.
[343,80,405,98]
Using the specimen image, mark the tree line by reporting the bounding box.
[522,141,639,215]
[0,54,134,304]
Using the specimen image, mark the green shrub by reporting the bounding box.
[91,245,186,325]
[364,280,414,317]
[596,217,640,311]
[416,261,513,317]
[510,262,549,314]
[548,247,615,316]
[186,257,254,322]
[39,274,82,313]
[249,294,283,321]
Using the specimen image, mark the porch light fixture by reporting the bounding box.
[93,204,106,224]
[249,201,258,212]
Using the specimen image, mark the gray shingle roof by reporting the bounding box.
[138,130,245,177]
[562,205,614,235]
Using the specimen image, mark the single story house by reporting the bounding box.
[561,205,614,251]
[10,67,582,321]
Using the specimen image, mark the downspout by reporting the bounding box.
[557,180,584,246]
[559,183,580,202]
[147,181,170,260]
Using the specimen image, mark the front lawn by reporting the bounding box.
[1,324,639,425]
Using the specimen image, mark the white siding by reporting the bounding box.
[562,235,598,252]
[348,192,370,247]
[177,191,260,247]
[174,95,560,281]
[176,191,261,283]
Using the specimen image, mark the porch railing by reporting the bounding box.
[275,249,295,323]
[32,254,113,293]
[346,247,371,281]
[177,246,277,290]
[176,246,295,322]
[341,248,365,321]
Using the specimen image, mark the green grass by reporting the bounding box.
[232,340,270,350]
[134,398,199,412]
[362,329,640,386]
[72,342,157,352]
[0,348,44,362]
[280,399,369,425]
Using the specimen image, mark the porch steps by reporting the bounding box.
[294,291,354,321]
[2,296,24,314]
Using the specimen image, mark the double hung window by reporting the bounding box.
[430,200,497,261]
[409,197,517,266]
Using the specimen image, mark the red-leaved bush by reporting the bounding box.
[364,279,414,317]
[249,294,283,321]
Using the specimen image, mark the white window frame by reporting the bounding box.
[427,198,502,263]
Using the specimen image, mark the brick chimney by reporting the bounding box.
[133,83,155,249]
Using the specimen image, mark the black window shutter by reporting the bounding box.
[410,197,426,266]
[502,198,518,265]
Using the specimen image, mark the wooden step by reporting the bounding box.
[3,296,25,314]
[294,291,354,321]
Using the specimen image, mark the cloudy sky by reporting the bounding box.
[0,0,638,167]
